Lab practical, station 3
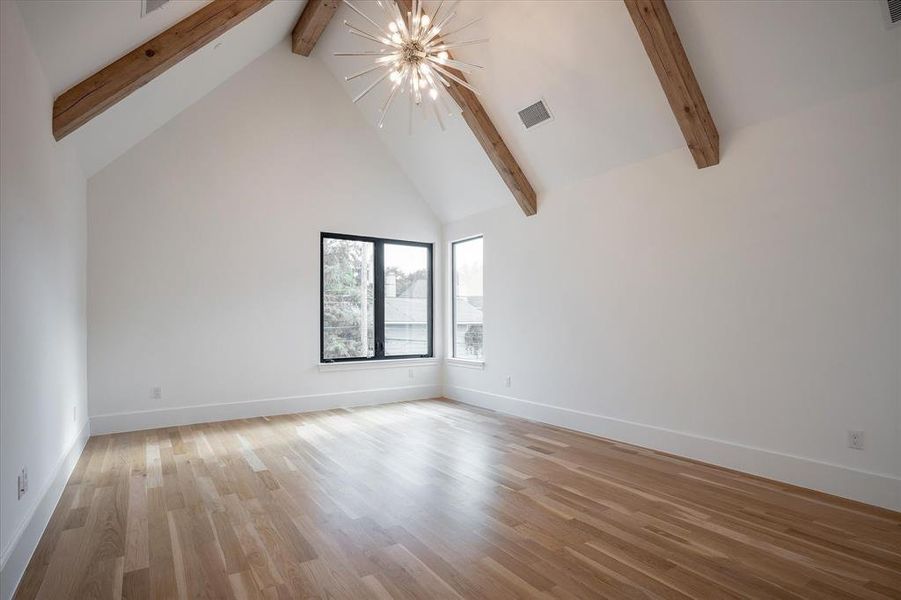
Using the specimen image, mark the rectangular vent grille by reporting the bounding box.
[142,0,170,17]
[518,100,553,129]
[885,0,900,26]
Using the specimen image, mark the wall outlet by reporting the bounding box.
[408,368,414,380]
[504,376,511,388]
[150,386,162,400]
[847,430,864,450]
[17,467,27,500]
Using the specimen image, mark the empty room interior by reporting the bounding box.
[1,0,900,598]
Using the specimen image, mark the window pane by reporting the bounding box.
[384,244,429,356]
[322,238,375,359]
[453,237,483,359]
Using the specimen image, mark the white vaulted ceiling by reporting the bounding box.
[16,0,900,221]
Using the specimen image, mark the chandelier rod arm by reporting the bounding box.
[430,39,490,52]
[353,69,392,103]
[427,60,480,94]
[344,63,391,82]
[434,17,481,41]
[347,27,394,47]
[343,1,393,39]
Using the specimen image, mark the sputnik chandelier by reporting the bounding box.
[336,0,486,131]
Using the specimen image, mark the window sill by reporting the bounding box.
[318,358,439,372]
[446,358,485,369]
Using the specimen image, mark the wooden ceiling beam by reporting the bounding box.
[292,0,340,56]
[624,0,719,168]
[441,75,537,216]
[398,0,537,216]
[52,0,271,141]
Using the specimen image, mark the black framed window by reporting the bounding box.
[451,236,483,360]
[321,233,433,362]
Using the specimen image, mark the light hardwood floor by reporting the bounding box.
[15,399,901,599]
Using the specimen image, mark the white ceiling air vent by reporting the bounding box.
[883,0,900,28]
[517,99,553,130]
[142,0,170,18]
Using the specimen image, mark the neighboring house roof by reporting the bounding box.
[384,295,483,325]
[385,297,427,324]
[454,298,482,324]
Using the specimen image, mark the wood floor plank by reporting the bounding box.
[15,398,901,599]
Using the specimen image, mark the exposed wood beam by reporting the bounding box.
[292,0,340,56]
[624,0,719,168]
[52,0,271,141]
[442,75,537,216]
[398,0,537,216]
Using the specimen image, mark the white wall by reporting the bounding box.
[0,2,89,597]
[445,80,901,510]
[87,41,443,433]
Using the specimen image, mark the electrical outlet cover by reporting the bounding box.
[18,468,27,499]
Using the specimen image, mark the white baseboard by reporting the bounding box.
[91,384,443,435]
[0,420,91,600]
[446,385,901,512]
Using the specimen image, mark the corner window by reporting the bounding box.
[321,233,432,362]
[452,236,483,360]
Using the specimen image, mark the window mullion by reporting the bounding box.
[374,240,385,358]
[451,243,457,357]
[428,244,434,358]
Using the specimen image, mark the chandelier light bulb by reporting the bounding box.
[337,0,487,133]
